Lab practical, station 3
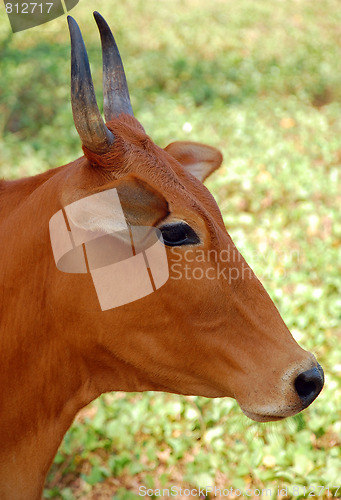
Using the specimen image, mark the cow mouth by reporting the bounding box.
[241,409,287,423]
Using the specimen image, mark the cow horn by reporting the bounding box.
[67,16,114,154]
[93,11,134,121]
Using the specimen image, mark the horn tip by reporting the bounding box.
[93,11,103,22]
[67,15,79,34]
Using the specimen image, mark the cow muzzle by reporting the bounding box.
[238,360,324,422]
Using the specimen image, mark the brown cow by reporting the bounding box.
[0,12,323,500]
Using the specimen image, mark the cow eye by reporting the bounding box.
[159,222,200,246]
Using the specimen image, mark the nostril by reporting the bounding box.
[294,364,324,408]
[295,376,316,399]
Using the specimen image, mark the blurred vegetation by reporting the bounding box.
[1,0,340,498]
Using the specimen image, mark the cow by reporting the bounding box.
[0,12,324,500]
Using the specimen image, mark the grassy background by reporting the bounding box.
[1,0,340,498]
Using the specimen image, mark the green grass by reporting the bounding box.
[1,0,340,498]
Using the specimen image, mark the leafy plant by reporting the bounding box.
[1,0,340,498]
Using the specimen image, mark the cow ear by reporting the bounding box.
[65,175,169,236]
[164,141,223,182]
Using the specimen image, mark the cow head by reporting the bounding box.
[51,13,323,422]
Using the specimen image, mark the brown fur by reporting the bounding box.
[0,115,319,499]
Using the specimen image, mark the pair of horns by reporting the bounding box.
[68,12,133,153]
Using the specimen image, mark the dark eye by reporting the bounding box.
[159,222,200,247]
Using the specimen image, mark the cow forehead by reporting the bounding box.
[81,118,225,234]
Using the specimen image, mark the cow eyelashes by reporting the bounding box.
[159,222,200,247]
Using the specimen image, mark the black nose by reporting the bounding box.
[294,364,324,408]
